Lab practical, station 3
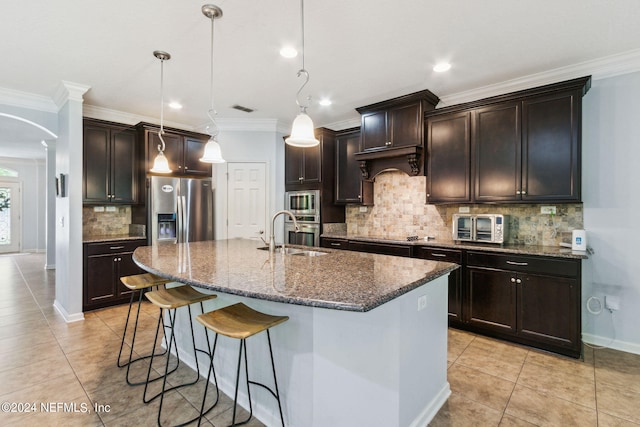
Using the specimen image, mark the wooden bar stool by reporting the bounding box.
[196,302,289,427]
[143,285,219,427]
[117,273,173,386]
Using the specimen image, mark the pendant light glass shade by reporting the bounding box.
[200,136,226,163]
[285,111,319,147]
[150,150,171,173]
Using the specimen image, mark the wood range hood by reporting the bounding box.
[353,89,439,180]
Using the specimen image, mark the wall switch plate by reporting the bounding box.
[359,206,368,213]
[94,206,105,212]
[605,295,620,311]
[105,206,117,212]
[417,295,427,311]
[459,206,470,213]
[540,206,556,215]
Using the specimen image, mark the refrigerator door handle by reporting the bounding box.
[181,195,188,243]
[176,195,183,243]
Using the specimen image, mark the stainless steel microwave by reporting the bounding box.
[285,190,319,217]
[452,214,508,244]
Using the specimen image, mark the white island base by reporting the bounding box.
[169,275,450,427]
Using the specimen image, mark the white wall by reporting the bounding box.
[582,71,640,354]
[0,157,46,251]
[213,128,286,241]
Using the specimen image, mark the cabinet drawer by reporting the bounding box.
[85,239,147,256]
[348,241,412,257]
[466,251,579,277]
[413,246,462,263]
[320,238,349,250]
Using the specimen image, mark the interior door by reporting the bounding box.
[0,180,21,254]
[227,163,266,241]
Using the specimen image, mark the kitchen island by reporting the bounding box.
[133,238,458,427]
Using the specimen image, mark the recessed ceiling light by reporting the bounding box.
[319,98,332,106]
[169,101,183,110]
[280,46,298,58]
[433,62,451,73]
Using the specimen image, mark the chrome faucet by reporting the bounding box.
[269,210,300,254]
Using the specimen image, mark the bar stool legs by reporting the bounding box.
[196,302,289,427]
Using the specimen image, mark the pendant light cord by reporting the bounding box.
[206,14,219,139]
[158,57,167,152]
[295,0,310,111]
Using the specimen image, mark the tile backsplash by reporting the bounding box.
[345,171,583,246]
[83,206,132,236]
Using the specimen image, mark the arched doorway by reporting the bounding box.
[0,169,21,253]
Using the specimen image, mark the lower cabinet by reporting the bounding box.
[464,251,581,357]
[83,239,147,311]
[347,241,412,257]
[320,237,350,250]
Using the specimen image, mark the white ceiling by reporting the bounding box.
[2,0,640,159]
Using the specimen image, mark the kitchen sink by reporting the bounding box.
[257,246,328,256]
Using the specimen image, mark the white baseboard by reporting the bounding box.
[53,300,84,323]
[409,382,451,427]
[44,263,55,270]
[583,333,640,355]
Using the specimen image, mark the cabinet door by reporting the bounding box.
[389,102,422,148]
[347,241,411,257]
[466,267,517,334]
[85,254,117,305]
[335,131,366,203]
[522,91,580,202]
[111,128,137,203]
[148,131,183,173]
[184,137,212,176]
[284,145,304,185]
[302,144,321,183]
[473,102,521,202]
[83,124,110,203]
[426,111,471,203]
[517,273,579,351]
[116,251,145,298]
[361,110,387,150]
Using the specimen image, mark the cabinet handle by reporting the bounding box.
[109,246,125,250]
[506,260,528,266]
[429,253,447,258]
[516,278,522,284]
[510,277,516,283]
[330,243,342,246]
[521,190,527,195]
[385,141,392,146]
[516,190,521,195]
[299,177,304,182]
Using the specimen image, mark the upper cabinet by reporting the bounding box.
[138,122,212,177]
[284,128,334,190]
[335,128,373,205]
[355,90,439,178]
[83,118,140,204]
[426,76,590,204]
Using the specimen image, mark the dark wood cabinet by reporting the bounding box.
[464,251,581,357]
[285,143,321,186]
[83,239,146,311]
[347,241,412,257]
[426,111,472,203]
[83,118,139,204]
[335,128,373,205]
[425,76,590,204]
[320,237,350,250]
[413,246,463,325]
[139,122,212,177]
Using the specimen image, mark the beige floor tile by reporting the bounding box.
[596,381,640,424]
[429,392,503,427]
[447,328,475,367]
[498,414,537,426]
[598,411,640,426]
[595,348,640,394]
[0,340,66,372]
[0,327,58,356]
[505,384,597,426]
[518,353,596,408]
[447,363,515,411]
[0,354,76,397]
[0,309,47,327]
[0,317,49,340]
[455,336,528,382]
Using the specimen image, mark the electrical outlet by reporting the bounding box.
[459,206,470,213]
[359,206,367,213]
[106,206,117,212]
[94,206,105,212]
[540,206,556,215]
[417,295,427,311]
[605,295,620,311]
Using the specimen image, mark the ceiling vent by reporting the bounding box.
[231,104,254,113]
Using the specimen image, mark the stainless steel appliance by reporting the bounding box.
[149,176,214,245]
[284,190,320,247]
[452,214,508,244]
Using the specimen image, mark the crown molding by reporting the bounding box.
[53,81,90,110]
[322,117,361,131]
[0,87,58,113]
[438,48,640,108]
[82,104,194,130]
[194,118,284,133]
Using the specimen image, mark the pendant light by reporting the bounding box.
[150,50,172,173]
[200,4,226,164]
[285,0,319,147]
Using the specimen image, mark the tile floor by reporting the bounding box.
[0,253,639,426]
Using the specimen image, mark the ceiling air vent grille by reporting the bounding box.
[232,104,254,113]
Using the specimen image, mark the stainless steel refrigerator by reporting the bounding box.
[149,176,214,245]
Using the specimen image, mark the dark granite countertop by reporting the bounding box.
[321,233,588,259]
[132,238,458,312]
[83,234,147,243]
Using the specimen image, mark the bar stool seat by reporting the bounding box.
[117,273,172,386]
[144,285,218,427]
[196,302,289,426]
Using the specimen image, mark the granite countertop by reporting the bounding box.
[83,234,147,243]
[132,239,458,312]
[321,233,589,259]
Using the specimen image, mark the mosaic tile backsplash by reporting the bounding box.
[345,171,583,247]
[83,206,133,236]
